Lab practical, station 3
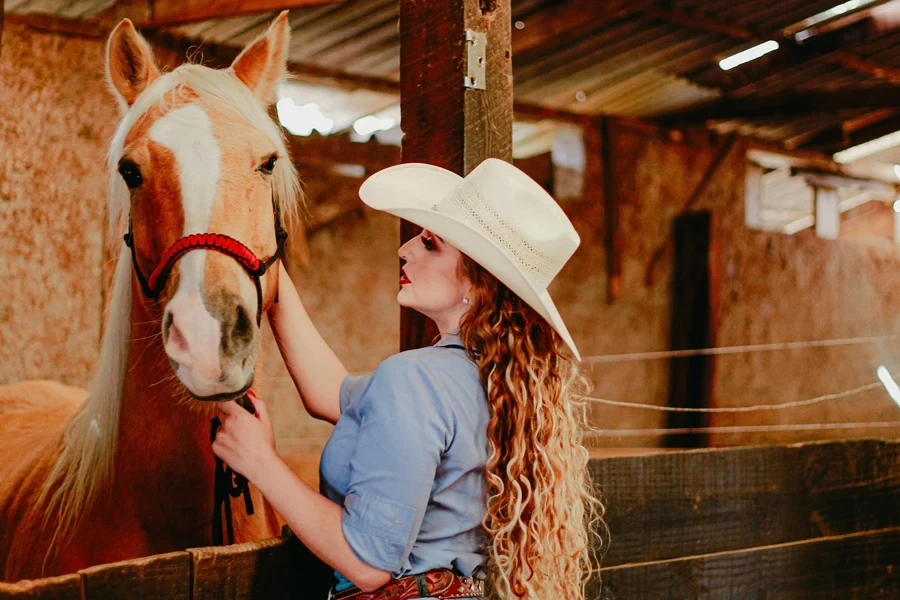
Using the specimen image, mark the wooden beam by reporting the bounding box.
[2,12,109,38]
[108,0,346,28]
[287,133,400,172]
[584,116,621,302]
[667,86,900,123]
[398,0,513,351]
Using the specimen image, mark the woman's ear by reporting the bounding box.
[230,11,290,106]
[106,19,160,111]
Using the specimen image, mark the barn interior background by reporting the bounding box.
[1,1,899,597]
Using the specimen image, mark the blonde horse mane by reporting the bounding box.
[35,63,302,565]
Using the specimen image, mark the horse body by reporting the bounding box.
[1,13,296,581]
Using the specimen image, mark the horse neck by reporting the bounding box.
[114,281,217,508]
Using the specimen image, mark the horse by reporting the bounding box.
[0,12,301,581]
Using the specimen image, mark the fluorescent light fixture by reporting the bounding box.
[719,40,780,71]
[877,365,900,408]
[833,130,900,163]
[352,114,396,137]
[276,98,334,136]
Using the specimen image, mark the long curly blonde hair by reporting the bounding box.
[457,255,607,599]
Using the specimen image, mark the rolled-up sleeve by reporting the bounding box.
[339,372,371,414]
[340,357,453,574]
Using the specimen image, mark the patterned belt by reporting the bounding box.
[329,569,484,600]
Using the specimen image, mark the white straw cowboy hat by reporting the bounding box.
[359,157,582,361]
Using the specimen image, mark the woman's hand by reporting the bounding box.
[212,390,279,482]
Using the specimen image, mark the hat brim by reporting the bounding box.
[359,163,581,361]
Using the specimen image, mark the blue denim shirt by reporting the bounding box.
[319,332,488,589]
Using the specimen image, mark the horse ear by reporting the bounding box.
[230,11,291,105]
[106,19,160,110]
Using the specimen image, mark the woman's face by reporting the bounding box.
[397,229,471,326]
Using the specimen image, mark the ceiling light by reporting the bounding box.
[719,40,780,71]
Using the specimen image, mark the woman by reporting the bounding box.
[212,158,604,599]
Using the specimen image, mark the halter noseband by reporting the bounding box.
[123,194,288,326]
[123,194,288,546]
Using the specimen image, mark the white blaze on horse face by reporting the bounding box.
[150,104,229,396]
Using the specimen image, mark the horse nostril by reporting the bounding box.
[162,312,173,341]
[232,304,253,347]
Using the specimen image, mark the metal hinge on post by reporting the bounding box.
[464,30,487,90]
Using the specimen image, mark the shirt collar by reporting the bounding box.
[434,328,463,348]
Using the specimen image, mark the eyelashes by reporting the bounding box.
[422,235,435,251]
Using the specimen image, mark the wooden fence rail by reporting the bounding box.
[1,440,897,599]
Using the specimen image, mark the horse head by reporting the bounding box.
[105,12,299,400]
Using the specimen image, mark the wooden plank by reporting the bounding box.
[593,527,900,600]
[135,0,345,28]
[190,532,333,600]
[663,212,714,448]
[590,440,900,567]
[1,13,109,38]
[79,551,190,600]
[398,0,513,351]
[0,575,82,600]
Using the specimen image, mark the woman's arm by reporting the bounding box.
[268,263,346,424]
[256,454,392,591]
[213,400,392,592]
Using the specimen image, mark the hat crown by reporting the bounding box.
[437,158,579,291]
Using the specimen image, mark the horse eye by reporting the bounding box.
[258,155,277,175]
[118,159,143,189]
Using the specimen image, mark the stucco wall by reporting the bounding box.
[0,22,114,387]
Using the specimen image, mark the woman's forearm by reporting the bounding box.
[253,453,392,592]
[269,264,347,424]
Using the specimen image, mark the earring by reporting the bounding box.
[462,298,469,305]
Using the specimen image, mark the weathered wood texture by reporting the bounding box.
[190,531,332,600]
[79,552,190,600]
[0,574,82,600]
[594,527,900,600]
[592,440,900,567]
[397,0,513,351]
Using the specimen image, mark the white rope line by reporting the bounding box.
[581,334,900,364]
[585,421,900,438]
[586,379,887,413]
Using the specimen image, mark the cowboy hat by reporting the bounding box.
[358,158,581,361]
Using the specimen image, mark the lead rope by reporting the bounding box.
[210,395,256,546]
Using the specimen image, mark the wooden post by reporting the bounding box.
[1,0,4,62]
[398,0,513,351]
[584,116,621,302]
[664,211,715,448]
